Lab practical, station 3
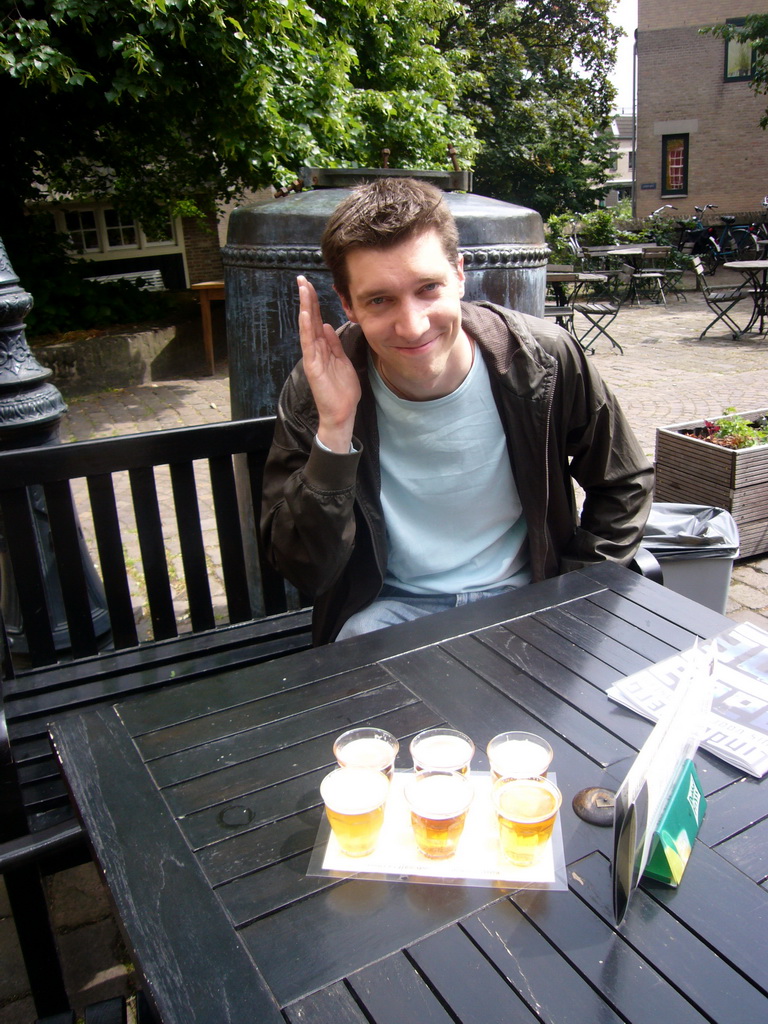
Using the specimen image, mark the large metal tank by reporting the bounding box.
[223,169,548,419]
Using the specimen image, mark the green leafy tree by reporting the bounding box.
[0,0,476,330]
[442,0,620,217]
[705,16,768,128]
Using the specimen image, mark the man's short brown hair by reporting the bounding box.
[321,177,460,301]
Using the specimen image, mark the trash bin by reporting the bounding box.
[642,503,740,614]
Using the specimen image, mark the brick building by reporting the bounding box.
[635,0,768,220]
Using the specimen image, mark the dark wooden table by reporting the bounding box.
[49,563,768,1024]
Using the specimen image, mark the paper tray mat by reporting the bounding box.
[307,771,568,889]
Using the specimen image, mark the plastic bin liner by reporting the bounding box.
[643,503,740,560]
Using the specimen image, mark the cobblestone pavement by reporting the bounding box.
[2,286,767,1022]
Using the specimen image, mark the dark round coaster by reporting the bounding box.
[217,804,254,828]
[572,787,615,827]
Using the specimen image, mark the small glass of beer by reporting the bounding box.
[320,766,390,857]
[492,775,562,867]
[409,728,475,775]
[486,731,553,782]
[404,770,474,859]
[334,726,400,779]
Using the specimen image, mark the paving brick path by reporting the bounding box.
[2,286,767,1022]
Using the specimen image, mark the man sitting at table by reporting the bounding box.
[261,177,653,644]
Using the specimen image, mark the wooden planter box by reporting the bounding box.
[654,410,768,559]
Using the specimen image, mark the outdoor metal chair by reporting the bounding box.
[543,302,575,333]
[629,247,670,305]
[571,267,631,354]
[692,256,752,339]
[544,265,576,332]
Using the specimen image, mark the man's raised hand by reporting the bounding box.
[297,276,361,453]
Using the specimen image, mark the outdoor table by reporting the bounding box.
[722,260,768,333]
[606,248,669,304]
[546,270,607,304]
[49,562,768,1024]
[190,280,224,375]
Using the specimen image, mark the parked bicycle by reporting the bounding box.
[677,204,757,274]
[646,205,678,244]
[708,212,758,269]
[749,196,768,245]
[677,204,717,261]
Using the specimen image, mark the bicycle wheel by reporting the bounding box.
[701,246,719,275]
[734,229,759,261]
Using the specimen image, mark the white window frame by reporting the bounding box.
[52,203,183,262]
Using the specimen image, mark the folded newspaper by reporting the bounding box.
[607,621,768,778]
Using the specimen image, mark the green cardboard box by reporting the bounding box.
[643,759,707,887]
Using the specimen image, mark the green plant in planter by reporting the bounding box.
[696,409,768,449]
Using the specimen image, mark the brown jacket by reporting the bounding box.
[261,301,653,644]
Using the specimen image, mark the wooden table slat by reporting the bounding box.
[50,706,284,1024]
[144,677,419,786]
[160,700,441,818]
[284,981,371,1024]
[462,899,628,1024]
[347,949,459,1024]
[567,850,768,1021]
[408,925,541,1024]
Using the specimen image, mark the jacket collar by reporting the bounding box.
[338,300,555,397]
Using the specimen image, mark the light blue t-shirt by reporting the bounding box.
[371,351,530,595]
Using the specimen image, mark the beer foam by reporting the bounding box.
[407,773,471,818]
[338,736,394,770]
[320,767,388,814]
[413,734,472,769]
[491,738,550,776]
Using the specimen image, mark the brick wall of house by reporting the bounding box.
[639,0,759,32]
[182,211,224,285]
[636,1,768,219]
[181,189,275,285]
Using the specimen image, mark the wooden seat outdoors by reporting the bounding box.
[0,415,311,1018]
[692,256,752,338]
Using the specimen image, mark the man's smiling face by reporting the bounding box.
[337,229,473,401]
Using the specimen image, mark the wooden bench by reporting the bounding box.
[0,415,311,1017]
[84,268,165,291]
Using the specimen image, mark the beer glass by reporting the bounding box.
[409,728,475,775]
[334,726,400,779]
[405,770,474,859]
[492,775,561,867]
[320,766,390,857]
[486,731,553,782]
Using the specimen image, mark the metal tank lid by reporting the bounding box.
[225,168,545,251]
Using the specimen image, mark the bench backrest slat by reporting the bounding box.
[208,453,252,623]
[87,473,140,648]
[44,479,101,658]
[1,488,58,666]
[129,464,178,641]
[0,416,303,670]
[169,461,216,632]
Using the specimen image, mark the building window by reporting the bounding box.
[104,208,138,249]
[661,134,688,196]
[54,205,178,256]
[63,210,100,253]
[628,151,635,170]
[724,19,754,81]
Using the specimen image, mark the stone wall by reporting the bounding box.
[34,306,226,388]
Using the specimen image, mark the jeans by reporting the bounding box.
[335,584,519,641]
